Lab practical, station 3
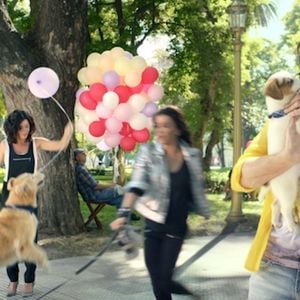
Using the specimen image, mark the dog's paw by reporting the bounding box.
[40,258,49,271]
[285,220,300,234]
[293,204,300,224]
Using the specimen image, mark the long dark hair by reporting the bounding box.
[153,106,192,146]
[4,110,36,143]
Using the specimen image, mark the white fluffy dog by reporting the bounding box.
[263,71,300,232]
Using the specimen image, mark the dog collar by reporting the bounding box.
[268,109,287,119]
[5,204,36,214]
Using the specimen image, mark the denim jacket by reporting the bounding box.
[126,141,210,223]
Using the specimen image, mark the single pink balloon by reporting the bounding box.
[27,67,60,98]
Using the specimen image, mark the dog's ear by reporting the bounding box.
[263,78,284,100]
[7,177,15,191]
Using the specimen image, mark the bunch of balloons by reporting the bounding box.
[75,47,164,152]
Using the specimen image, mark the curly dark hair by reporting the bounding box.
[4,110,36,143]
[153,106,192,146]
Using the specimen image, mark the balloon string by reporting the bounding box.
[50,95,72,123]
[37,88,73,173]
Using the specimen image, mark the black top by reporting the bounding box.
[145,160,193,238]
[2,141,35,203]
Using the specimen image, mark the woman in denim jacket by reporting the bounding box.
[111,106,209,300]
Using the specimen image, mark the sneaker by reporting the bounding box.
[7,282,18,297]
[22,282,34,298]
[130,213,140,221]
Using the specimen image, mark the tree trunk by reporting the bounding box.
[114,148,126,186]
[0,0,88,235]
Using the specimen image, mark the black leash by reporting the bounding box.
[175,222,238,277]
[36,231,118,299]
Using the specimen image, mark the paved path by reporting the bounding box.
[0,232,253,299]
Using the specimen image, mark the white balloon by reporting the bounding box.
[129,113,148,130]
[103,91,119,110]
[85,131,104,144]
[75,118,88,133]
[97,139,111,151]
[128,94,147,112]
[82,110,99,124]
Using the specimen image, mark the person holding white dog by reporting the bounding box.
[0,109,73,297]
[231,90,300,300]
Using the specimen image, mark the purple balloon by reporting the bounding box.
[142,102,158,117]
[27,67,59,98]
[102,71,120,90]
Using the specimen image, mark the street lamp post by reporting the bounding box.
[226,0,247,223]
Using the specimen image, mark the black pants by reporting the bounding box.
[144,230,186,300]
[6,230,38,283]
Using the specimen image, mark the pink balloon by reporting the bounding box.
[120,122,133,136]
[147,84,164,101]
[89,120,106,137]
[89,83,107,101]
[104,133,122,148]
[96,102,113,119]
[120,136,136,152]
[132,128,150,143]
[27,67,60,98]
[141,67,159,84]
[79,91,97,110]
[105,117,122,133]
[114,86,132,103]
[142,84,152,92]
[113,103,133,122]
[130,83,143,94]
[97,140,111,151]
[142,102,158,117]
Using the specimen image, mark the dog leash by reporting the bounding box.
[174,222,238,277]
[36,231,118,300]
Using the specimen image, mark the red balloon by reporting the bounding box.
[141,67,159,84]
[130,83,143,94]
[79,91,97,110]
[114,86,132,103]
[132,128,150,143]
[89,83,107,102]
[120,122,133,136]
[120,136,136,152]
[89,120,106,137]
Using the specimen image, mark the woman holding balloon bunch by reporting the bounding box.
[0,109,73,297]
[111,106,210,300]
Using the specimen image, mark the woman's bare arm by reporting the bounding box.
[35,121,73,152]
[241,117,300,189]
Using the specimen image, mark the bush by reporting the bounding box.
[204,169,229,194]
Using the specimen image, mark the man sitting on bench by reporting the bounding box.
[74,148,140,221]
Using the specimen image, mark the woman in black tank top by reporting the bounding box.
[0,110,73,297]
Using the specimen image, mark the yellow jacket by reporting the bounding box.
[231,122,273,272]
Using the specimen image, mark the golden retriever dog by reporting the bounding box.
[0,172,48,269]
[262,71,300,232]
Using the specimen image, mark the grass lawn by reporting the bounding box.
[82,168,263,236]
